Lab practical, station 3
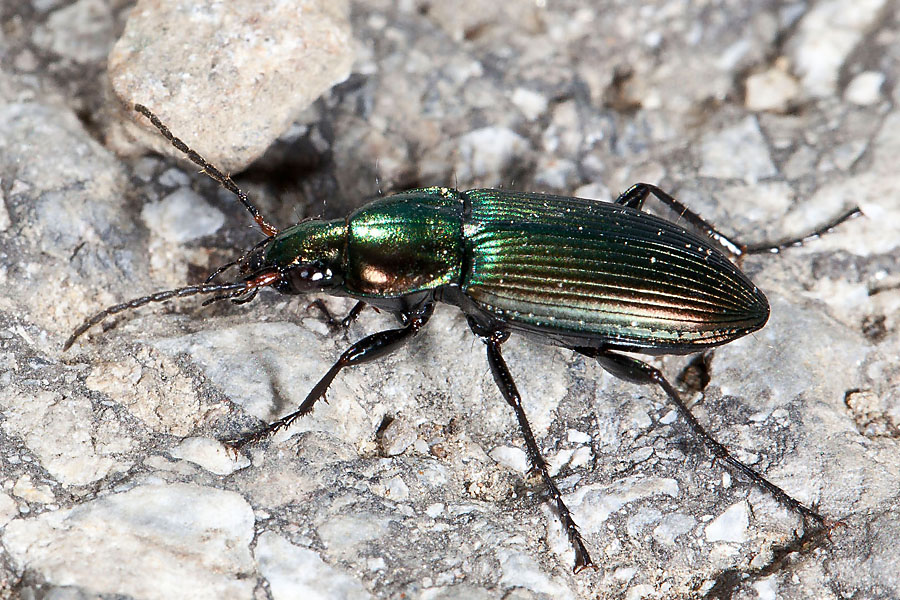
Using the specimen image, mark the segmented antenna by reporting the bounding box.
[64,270,283,350]
[134,104,279,237]
[64,282,249,351]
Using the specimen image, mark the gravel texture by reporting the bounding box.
[1,1,899,599]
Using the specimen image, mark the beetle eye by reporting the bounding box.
[298,265,330,281]
[279,261,340,294]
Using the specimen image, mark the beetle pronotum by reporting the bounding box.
[66,104,860,571]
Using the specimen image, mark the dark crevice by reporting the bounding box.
[678,351,713,393]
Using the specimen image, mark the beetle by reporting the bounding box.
[66,104,860,572]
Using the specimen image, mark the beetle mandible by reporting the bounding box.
[66,104,860,572]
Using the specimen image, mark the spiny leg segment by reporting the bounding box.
[467,318,594,573]
[227,302,434,449]
[575,346,829,530]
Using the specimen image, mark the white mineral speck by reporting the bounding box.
[380,417,418,456]
[170,437,250,475]
[753,575,778,600]
[498,550,575,600]
[12,474,54,504]
[510,87,548,120]
[845,71,885,106]
[567,429,591,444]
[490,446,529,473]
[141,187,225,243]
[456,127,530,181]
[745,67,800,112]
[704,501,749,543]
[652,513,696,545]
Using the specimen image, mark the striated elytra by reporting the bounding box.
[67,105,859,571]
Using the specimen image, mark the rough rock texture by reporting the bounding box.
[1,1,899,599]
[107,0,354,172]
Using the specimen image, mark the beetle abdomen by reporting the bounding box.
[461,190,769,352]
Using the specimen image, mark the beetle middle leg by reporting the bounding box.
[228,302,434,449]
[575,346,829,530]
[468,318,594,572]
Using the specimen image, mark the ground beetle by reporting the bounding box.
[66,104,860,572]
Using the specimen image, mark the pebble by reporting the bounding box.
[107,0,354,172]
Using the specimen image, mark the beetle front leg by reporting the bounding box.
[470,322,594,573]
[228,302,434,449]
[307,299,367,332]
[575,347,829,531]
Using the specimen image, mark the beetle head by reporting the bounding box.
[239,218,347,296]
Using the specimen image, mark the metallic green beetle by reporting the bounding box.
[67,105,857,572]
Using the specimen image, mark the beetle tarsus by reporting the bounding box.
[472,321,595,573]
[576,347,830,530]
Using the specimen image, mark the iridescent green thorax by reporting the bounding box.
[264,219,347,270]
[344,188,464,296]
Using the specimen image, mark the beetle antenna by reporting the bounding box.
[133,104,279,238]
[63,278,273,351]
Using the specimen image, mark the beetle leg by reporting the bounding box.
[307,299,367,333]
[742,206,862,255]
[575,347,829,531]
[617,182,862,259]
[470,322,594,573]
[617,183,745,257]
[228,302,434,449]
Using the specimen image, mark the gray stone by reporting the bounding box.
[107,0,354,172]
[2,483,255,600]
[788,0,889,98]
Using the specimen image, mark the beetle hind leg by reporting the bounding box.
[575,346,830,531]
[616,182,861,259]
[468,319,594,572]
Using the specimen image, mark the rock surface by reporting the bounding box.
[1,1,899,599]
[107,0,354,172]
